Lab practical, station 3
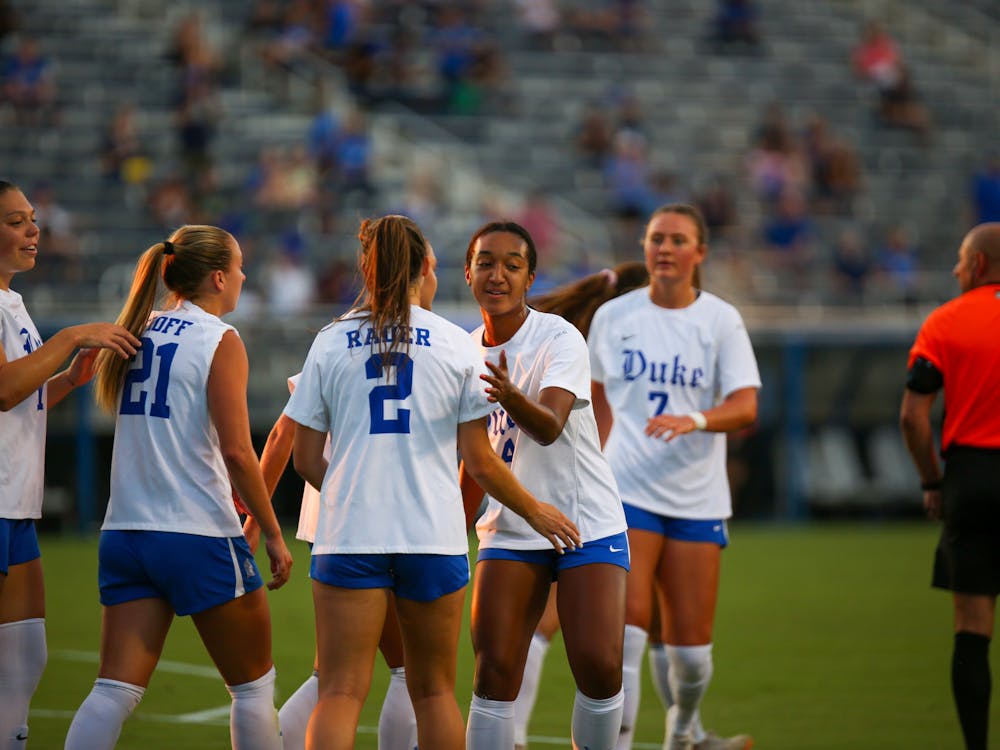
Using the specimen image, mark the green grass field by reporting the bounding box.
[28,521,999,749]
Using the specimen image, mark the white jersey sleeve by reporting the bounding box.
[0,289,46,519]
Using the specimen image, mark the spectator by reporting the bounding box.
[100,102,153,188]
[514,0,560,50]
[263,230,315,316]
[830,228,870,305]
[878,63,932,140]
[516,188,561,281]
[874,224,920,305]
[175,81,221,190]
[802,114,862,215]
[1,36,57,125]
[695,173,739,241]
[761,190,816,291]
[707,0,761,52]
[746,103,808,206]
[573,101,615,169]
[971,153,1000,225]
[31,181,80,284]
[852,20,902,90]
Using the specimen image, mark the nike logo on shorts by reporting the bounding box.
[609,545,624,552]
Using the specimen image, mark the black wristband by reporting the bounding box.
[921,479,943,491]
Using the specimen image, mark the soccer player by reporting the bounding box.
[250,377,417,750]
[0,179,139,748]
[588,204,759,750]
[494,260,651,750]
[462,221,628,750]
[65,225,293,750]
[282,214,579,750]
[900,222,1000,750]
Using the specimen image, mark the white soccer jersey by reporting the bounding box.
[0,289,46,519]
[284,305,494,555]
[589,289,761,519]
[103,300,242,537]
[472,310,626,550]
[286,373,323,543]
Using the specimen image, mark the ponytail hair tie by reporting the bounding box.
[163,240,175,256]
[599,267,618,288]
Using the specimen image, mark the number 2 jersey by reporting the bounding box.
[103,300,242,537]
[472,309,626,551]
[0,288,46,519]
[589,288,761,520]
[284,305,494,556]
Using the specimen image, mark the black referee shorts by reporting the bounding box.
[932,446,1000,596]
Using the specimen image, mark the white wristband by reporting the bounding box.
[687,411,708,430]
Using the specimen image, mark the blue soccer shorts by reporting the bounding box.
[624,503,730,547]
[0,518,41,574]
[98,530,263,616]
[310,552,470,602]
[476,531,631,580]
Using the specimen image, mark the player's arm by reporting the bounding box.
[0,323,139,411]
[459,460,485,531]
[591,380,613,448]
[291,421,327,494]
[243,411,296,551]
[208,330,292,588]
[645,386,758,441]
[260,413,295,496]
[480,350,576,445]
[458,417,580,552]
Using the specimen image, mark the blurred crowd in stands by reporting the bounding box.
[0,0,991,315]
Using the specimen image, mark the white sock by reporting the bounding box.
[665,645,712,744]
[277,671,318,750]
[647,643,672,709]
[615,625,647,750]
[379,667,417,750]
[572,688,624,750]
[513,633,550,746]
[651,643,706,745]
[64,678,144,750]
[466,694,514,750]
[227,665,281,750]
[0,618,46,749]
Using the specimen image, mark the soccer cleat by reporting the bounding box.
[692,732,754,750]
[665,731,693,750]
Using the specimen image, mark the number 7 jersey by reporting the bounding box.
[104,300,242,537]
[589,288,761,520]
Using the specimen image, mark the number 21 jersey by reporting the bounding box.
[104,300,242,537]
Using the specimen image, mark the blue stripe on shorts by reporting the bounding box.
[475,531,631,579]
[98,530,263,616]
[624,503,729,547]
[310,552,470,602]
[0,518,40,574]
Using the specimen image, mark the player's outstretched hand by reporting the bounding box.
[264,535,293,590]
[71,322,141,359]
[481,350,518,404]
[524,502,581,554]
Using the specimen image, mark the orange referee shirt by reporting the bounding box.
[908,283,1000,452]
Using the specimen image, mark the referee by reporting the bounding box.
[900,222,1000,750]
